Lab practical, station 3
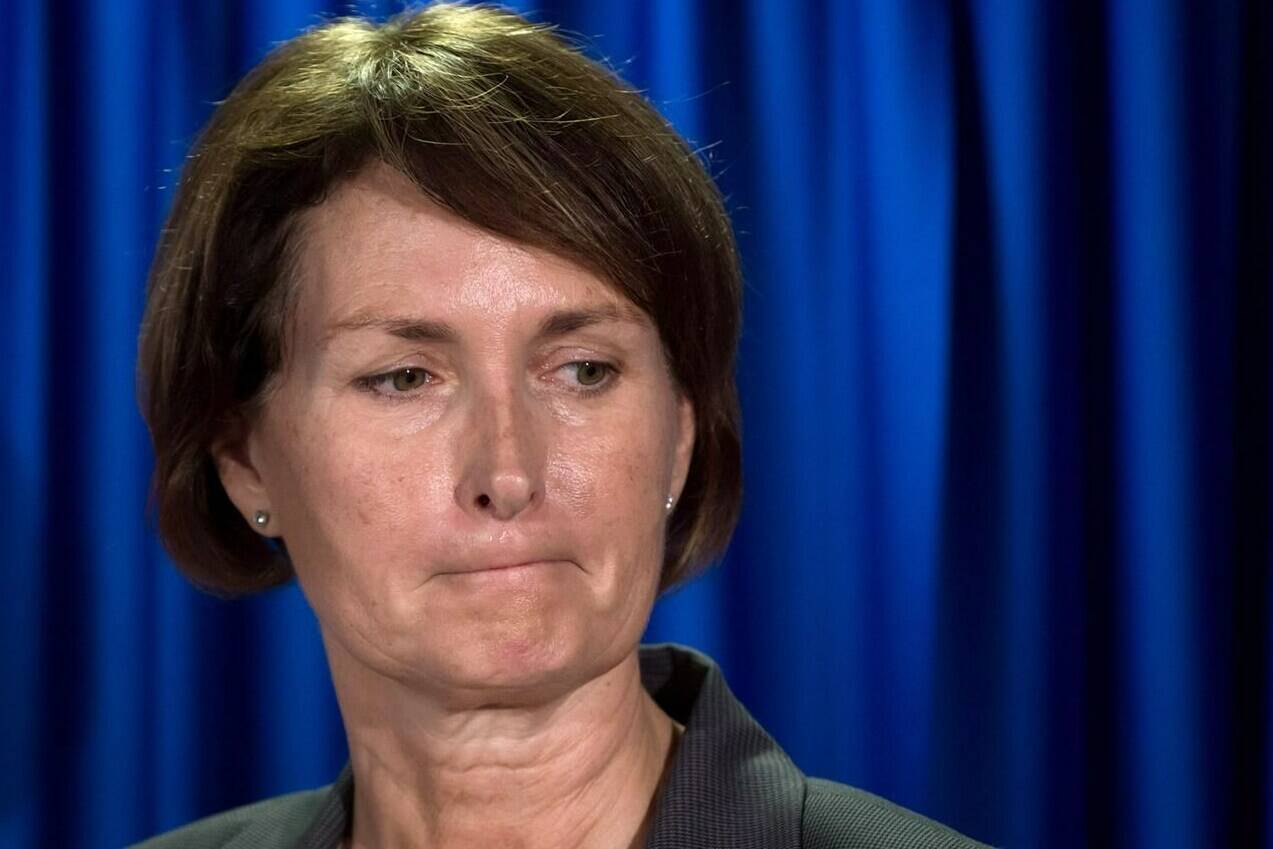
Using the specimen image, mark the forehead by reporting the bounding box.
[290,163,641,332]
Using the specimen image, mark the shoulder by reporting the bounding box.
[801,778,995,849]
[127,786,331,849]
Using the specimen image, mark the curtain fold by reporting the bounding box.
[3,2,1268,847]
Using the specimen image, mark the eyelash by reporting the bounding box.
[354,361,620,401]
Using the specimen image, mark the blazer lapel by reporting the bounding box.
[641,644,805,849]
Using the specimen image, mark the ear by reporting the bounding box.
[669,394,696,506]
[210,417,279,538]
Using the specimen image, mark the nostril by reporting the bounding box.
[477,494,491,508]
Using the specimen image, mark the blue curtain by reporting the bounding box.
[3,1,1269,847]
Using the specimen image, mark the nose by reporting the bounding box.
[454,378,544,521]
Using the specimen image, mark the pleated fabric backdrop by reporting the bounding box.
[2,1,1270,847]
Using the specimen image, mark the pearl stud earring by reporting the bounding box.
[666,496,675,512]
[253,510,270,527]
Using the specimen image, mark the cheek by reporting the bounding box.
[546,453,596,519]
[264,414,447,582]
[552,429,665,511]
[550,416,673,568]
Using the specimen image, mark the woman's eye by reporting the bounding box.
[562,360,615,390]
[357,366,434,398]
[391,367,429,392]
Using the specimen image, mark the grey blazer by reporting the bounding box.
[131,644,992,849]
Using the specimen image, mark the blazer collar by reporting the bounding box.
[640,643,804,849]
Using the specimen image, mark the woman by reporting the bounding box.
[134,4,989,848]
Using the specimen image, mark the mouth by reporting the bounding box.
[438,559,567,577]
[478,560,551,573]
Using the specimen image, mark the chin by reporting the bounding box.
[349,563,644,703]
[426,647,597,707]
[419,607,606,700]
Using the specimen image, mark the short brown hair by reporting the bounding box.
[138,2,742,596]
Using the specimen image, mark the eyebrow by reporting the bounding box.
[536,302,646,337]
[322,302,646,348]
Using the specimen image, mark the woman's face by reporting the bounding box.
[216,163,695,704]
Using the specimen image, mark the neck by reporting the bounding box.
[327,645,679,849]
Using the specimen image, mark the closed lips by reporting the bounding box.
[443,559,564,575]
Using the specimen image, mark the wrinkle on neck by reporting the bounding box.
[334,649,678,849]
